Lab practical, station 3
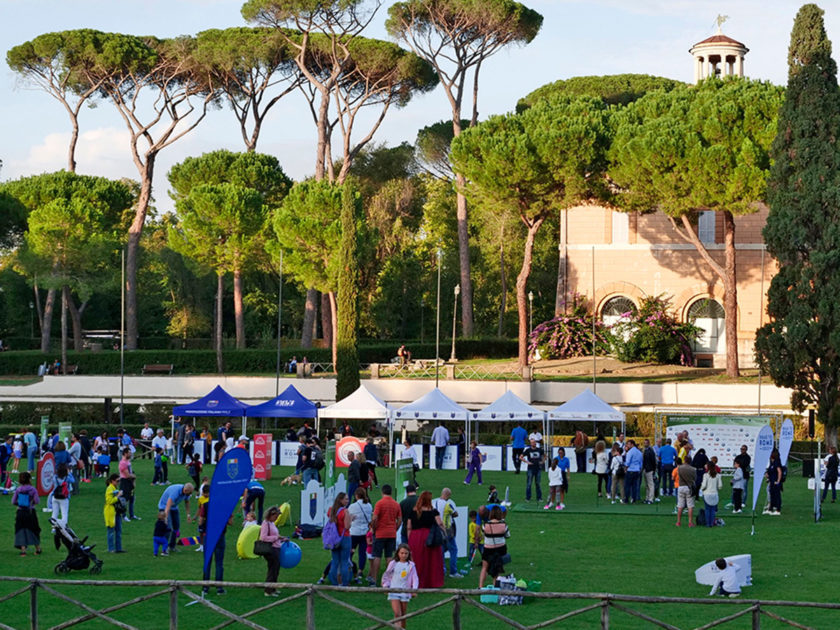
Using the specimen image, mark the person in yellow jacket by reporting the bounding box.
[104,473,124,553]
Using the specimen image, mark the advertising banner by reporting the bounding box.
[778,419,794,466]
[252,433,273,480]
[58,422,72,447]
[395,457,415,500]
[40,416,49,450]
[476,445,504,471]
[430,446,459,470]
[278,441,301,467]
[325,440,337,489]
[751,425,774,513]
[204,449,252,575]
[335,436,366,467]
[666,415,771,468]
[36,452,55,496]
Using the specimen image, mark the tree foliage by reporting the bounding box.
[336,185,361,400]
[755,4,840,440]
[517,74,683,113]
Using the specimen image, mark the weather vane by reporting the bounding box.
[716,14,729,34]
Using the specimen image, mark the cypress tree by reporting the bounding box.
[756,3,840,444]
[335,184,361,402]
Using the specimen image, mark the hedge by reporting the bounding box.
[0,339,518,376]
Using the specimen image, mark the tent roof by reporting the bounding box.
[172,385,249,417]
[471,390,545,421]
[393,388,468,420]
[245,384,318,418]
[547,389,625,421]
[319,385,390,419]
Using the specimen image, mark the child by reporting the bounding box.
[153,510,171,556]
[96,447,111,478]
[381,543,419,629]
[186,453,202,488]
[195,484,210,552]
[731,460,745,513]
[243,511,258,528]
[467,510,484,563]
[486,485,499,505]
[555,448,571,508]
[545,457,565,511]
[12,435,22,473]
[709,558,741,597]
[151,447,163,485]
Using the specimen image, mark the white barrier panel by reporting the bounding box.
[193,439,205,464]
[300,479,325,527]
[430,446,460,470]
[478,445,504,471]
[394,444,423,469]
[278,441,301,467]
[549,447,593,472]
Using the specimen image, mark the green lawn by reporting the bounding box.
[1,458,837,629]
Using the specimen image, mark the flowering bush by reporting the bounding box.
[610,296,702,365]
[528,297,611,360]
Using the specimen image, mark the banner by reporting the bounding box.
[58,422,72,447]
[252,433,272,480]
[751,425,774,513]
[204,448,252,575]
[335,436,365,467]
[395,457,415,500]
[325,440,337,489]
[36,452,55,496]
[40,416,49,451]
[666,415,770,468]
[778,419,794,466]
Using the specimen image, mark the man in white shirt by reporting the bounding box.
[528,427,543,448]
[431,423,450,470]
[139,423,154,459]
[151,429,168,453]
[433,488,461,579]
[709,558,741,597]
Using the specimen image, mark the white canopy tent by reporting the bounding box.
[470,390,547,448]
[391,388,469,467]
[547,389,626,441]
[318,385,391,435]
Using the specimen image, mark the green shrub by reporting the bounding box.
[611,296,701,366]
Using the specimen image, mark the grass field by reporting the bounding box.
[1,457,837,629]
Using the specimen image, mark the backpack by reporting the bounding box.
[311,448,325,471]
[322,520,342,550]
[53,478,69,500]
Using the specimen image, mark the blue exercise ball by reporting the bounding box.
[280,541,302,569]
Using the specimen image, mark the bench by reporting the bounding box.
[65,364,79,375]
[142,364,174,375]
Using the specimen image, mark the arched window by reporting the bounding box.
[601,296,637,328]
[687,299,725,354]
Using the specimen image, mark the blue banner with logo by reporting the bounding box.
[204,448,252,574]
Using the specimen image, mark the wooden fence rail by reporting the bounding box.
[1,577,838,630]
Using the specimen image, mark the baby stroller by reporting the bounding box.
[50,517,103,575]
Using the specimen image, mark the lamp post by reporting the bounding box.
[29,301,34,340]
[450,284,460,362]
[435,249,442,387]
[528,291,534,333]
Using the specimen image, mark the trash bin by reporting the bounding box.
[803,460,815,478]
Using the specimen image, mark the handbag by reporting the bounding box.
[426,525,446,547]
[254,540,274,557]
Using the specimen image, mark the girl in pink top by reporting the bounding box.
[381,543,419,629]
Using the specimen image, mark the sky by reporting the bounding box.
[1,0,838,214]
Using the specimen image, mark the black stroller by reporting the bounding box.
[50,517,103,575]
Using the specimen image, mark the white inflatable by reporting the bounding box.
[695,554,752,587]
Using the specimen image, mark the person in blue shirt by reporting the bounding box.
[241,479,265,523]
[158,482,194,550]
[659,438,678,496]
[510,422,528,474]
[23,428,38,473]
[623,440,643,504]
[555,448,571,508]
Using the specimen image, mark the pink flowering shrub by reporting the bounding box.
[611,296,701,365]
[528,295,611,360]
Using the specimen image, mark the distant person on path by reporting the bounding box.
[431,423,450,470]
[521,438,545,503]
[158,483,194,550]
[369,484,401,585]
[397,345,411,366]
[12,471,41,556]
[510,422,528,474]
[381,544,418,629]
[675,455,696,527]
[103,473,124,553]
[592,440,609,497]
[463,441,483,485]
[406,490,444,588]
[822,447,839,503]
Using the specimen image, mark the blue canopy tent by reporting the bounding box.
[245,384,319,431]
[172,385,251,437]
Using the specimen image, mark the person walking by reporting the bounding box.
[520,438,545,503]
[510,423,528,474]
[382,544,419,630]
[118,448,139,522]
[348,487,373,583]
[592,440,609,497]
[463,441,483,485]
[51,464,71,529]
[822,447,839,503]
[103,473,124,553]
[12,471,42,556]
[369,484,402,585]
[431,423,450,470]
[406,491,445,588]
[327,493,352,586]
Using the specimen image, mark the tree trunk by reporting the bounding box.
[455,180,474,337]
[125,159,156,350]
[826,424,838,449]
[40,288,56,354]
[498,226,506,337]
[321,292,333,357]
[516,218,546,368]
[60,287,68,376]
[68,116,79,173]
[329,291,338,367]
[722,211,740,378]
[314,88,330,181]
[233,268,245,349]
[301,288,318,348]
[215,272,224,374]
[555,211,568,316]
[33,284,43,342]
[65,288,84,352]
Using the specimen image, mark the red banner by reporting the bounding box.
[252,433,273,480]
[36,452,55,496]
[335,436,366,467]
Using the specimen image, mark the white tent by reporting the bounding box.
[319,385,391,420]
[547,389,626,437]
[470,390,546,446]
[391,388,469,468]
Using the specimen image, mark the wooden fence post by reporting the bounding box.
[30,581,38,630]
[452,594,461,630]
[169,584,178,630]
[752,604,760,630]
[307,587,316,630]
[601,599,610,629]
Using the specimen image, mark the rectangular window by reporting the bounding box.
[698,211,715,243]
[611,211,629,244]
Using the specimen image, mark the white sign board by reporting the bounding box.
[549,448,592,472]
[193,439,205,464]
[394,444,423,469]
[478,445,504,471]
[431,446,460,470]
[278,441,301,467]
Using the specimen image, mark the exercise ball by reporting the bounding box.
[280,541,302,569]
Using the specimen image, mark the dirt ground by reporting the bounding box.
[525,356,759,381]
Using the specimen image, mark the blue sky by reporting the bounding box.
[1,0,837,213]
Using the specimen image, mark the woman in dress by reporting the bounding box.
[12,471,41,556]
[478,506,509,588]
[382,543,418,629]
[406,490,445,588]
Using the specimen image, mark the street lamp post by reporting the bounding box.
[528,291,534,333]
[435,249,442,387]
[450,284,460,362]
[29,302,34,340]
